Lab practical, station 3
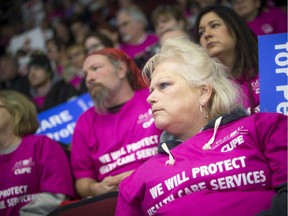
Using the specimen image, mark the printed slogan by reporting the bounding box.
[146,156,267,216]
[99,135,159,174]
[0,185,34,211]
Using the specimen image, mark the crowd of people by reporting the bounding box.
[0,0,287,215]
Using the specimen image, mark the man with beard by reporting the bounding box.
[27,53,79,112]
[70,48,163,199]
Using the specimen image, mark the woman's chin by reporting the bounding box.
[155,120,168,131]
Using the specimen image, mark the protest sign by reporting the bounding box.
[36,93,93,144]
[258,32,288,114]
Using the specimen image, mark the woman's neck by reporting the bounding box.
[0,133,21,151]
[218,52,235,71]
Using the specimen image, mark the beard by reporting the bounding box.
[88,82,110,114]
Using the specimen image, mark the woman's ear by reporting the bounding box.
[117,61,128,79]
[199,84,212,104]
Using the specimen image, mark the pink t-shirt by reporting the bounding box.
[248,7,287,36]
[235,75,260,114]
[32,95,46,110]
[116,112,287,216]
[69,75,82,90]
[120,34,159,58]
[71,88,163,181]
[0,135,75,216]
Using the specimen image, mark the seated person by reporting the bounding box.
[194,5,260,114]
[116,37,287,216]
[27,53,80,112]
[83,32,115,55]
[134,4,189,69]
[0,54,30,97]
[64,43,86,91]
[71,48,163,198]
[151,4,187,37]
[230,0,287,35]
[0,90,75,216]
[116,7,158,59]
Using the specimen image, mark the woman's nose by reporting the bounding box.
[203,28,212,40]
[147,92,157,105]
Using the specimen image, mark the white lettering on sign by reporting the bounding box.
[37,110,73,133]
[274,42,288,115]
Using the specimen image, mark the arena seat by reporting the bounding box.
[47,191,119,216]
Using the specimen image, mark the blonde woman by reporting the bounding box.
[0,90,75,216]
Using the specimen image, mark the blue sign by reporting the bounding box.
[258,32,288,114]
[36,93,94,144]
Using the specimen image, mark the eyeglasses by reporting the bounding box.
[117,20,132,29]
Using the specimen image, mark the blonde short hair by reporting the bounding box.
[143,37,243,119]
[0,90,39,136]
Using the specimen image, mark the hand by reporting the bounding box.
[89,180,117,196]
[87,170,135,197]
[103,170,134,187]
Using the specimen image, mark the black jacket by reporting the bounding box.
[36,79,80,112]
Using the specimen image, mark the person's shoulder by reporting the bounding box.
[134,88,150,99]
[77,106,96,121]
[146,33,159,43]
[147,33,158,37]
[265,6,286,13]
[261,6,287,17]
[136,87,149,93]
[22,134,61,148]
[119,42,129,50]
[253,111,286,117]
[246,112,287,123]
[53,79,78,91]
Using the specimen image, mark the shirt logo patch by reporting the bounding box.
[13,157,35,175]
[211,126,248,152]
[137,109,155,128]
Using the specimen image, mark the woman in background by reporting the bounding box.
[194,5,259,114]
[0,90,75,216]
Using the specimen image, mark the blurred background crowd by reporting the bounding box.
[0,0,287,113]
[0,1,287,215]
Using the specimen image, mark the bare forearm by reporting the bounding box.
[75,178,97,198]
[75,178,117,198]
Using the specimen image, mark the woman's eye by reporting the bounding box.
[198,30,204,37]
[93,66,99,71]
[159,82,169,89]
[211,23,219,28]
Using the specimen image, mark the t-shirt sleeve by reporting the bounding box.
[116,182,144,216]
[71,113,97,180]
[37,136,75,197]
[255,113,287,187]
